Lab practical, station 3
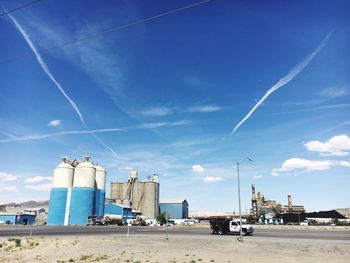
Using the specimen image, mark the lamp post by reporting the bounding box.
[236,157,253,242]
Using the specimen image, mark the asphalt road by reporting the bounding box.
[0,225,349,242]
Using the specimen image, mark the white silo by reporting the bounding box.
[47,157,74,226]
[94,164,106,216]
[69,156,96,225]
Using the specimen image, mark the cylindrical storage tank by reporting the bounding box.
[144,182,157,219]
[47,157,74,225]
[94,164,106,216]
[69,156,96,225]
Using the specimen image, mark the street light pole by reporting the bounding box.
[236,157,253,242]
[237,161,243,242]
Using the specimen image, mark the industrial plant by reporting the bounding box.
[44,156,189,226]
[251,184,305,223]
[5,158,347,227]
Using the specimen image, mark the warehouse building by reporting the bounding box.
[0,214,36,225]
[159,199,189,219]
[282,210,348,224]
[47,156,107,226]
[110,171,159,219]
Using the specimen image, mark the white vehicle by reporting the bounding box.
[127,219,136,226]
[300,220,309,226]
[210,219,254,235]
[145,219,157,226]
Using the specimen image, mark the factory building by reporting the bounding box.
[281,195,305,214]
[159,199,189,219]
[0,214,36,225]
[110,171,159,219]
[47,156,107,226]
[251,184,305,221]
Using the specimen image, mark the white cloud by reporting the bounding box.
[119,166,133,171]
[48,120,62,127]
[0,172,17,181]
[183,75,208,87]
[320,86,348,99]
[3,186,19,192]
[25,176,52,183]
[140,105,224,115]
[203,176,222,183]
[187,105,223,113]
[305,135,350,156]
[253,175,263,179]
[192,165,205,174]
[272,157,350,176]
[25,183,52,192]
[140,107,173,116]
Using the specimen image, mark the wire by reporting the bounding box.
[0,0,41,17]
[1,0,210,64]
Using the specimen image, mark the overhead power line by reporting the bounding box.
[0,0,41,17]
[1,0,209,64]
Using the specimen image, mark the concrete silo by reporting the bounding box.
[94,164,106,216]
[110,173,160,219]
[69,156,96,225]
[47,157,74,226]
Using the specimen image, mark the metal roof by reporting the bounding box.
[160,199,187,204]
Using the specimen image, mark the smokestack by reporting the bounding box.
[288,195,293,212]
[251,184,257,201]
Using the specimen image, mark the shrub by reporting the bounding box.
[15,239,21,247]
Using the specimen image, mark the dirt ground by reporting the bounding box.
[1,234,349,263]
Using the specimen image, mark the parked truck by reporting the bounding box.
[210,219,254,235]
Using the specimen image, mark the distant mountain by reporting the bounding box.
[336,208,350,219]
[20,200,49,208]
[1,200,49,208]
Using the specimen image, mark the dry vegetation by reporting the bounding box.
[0,234,349,263]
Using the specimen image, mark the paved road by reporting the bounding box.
[0,225,349,242]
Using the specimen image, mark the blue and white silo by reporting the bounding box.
[69,156,96,225]
[47,157,74,225]
[94,164,106,216]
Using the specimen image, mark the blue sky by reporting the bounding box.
[0,0,349,213]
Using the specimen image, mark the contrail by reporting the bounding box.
[0,129,18,139]
[0,128,125,143]
[7,13,86,125]
[0,120,192,143]
[231,31,333,133]
[7,13,120,158]
[272,103,350,115]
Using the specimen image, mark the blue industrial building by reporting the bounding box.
[47,188,68,225]
[94,189,105,217]
[159,199,189,219]
[69,188,95,225]
[47,156,107,226]
[0,214,36,225]
[104,203,133,222]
